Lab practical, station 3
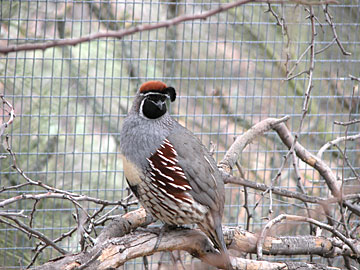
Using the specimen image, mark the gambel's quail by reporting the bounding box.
[120,81,232,269]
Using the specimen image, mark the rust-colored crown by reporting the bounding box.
[139,81,167,93]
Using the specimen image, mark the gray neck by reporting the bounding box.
[120,111,174,168]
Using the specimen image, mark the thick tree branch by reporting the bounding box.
[257,214,359,259]
[35,207,356,270]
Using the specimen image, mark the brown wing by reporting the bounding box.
[146,138,193,204]
[167,125,225,213]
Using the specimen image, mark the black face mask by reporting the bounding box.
[142,94,168,119]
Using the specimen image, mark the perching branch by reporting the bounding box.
[35,207,354,270]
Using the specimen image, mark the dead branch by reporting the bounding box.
[0,95,16,136]
[225,175,323,204]
[322,4,352,56]
[4,108,357,268]
[334,119,360,126]
[218,115,290,173]
[349,74,360,82]
[273,123,340,196]
[256,214,359,259]
[0,215,68,255]
[0,0,338,55]
[0,192,136,209]
[317,134,360,159]
[227,175,360,207]
[34,207,358,270]
[272,122,360,216]
[266,3,291,74]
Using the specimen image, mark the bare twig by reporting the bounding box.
[266,3,291,73]
[334,119,360,126]
[259,7,316,217]
[0,95,16,136]
[317,134,360,159]
[226,175,322,204]
[291,151,315,238]
[322,4,351,56]
[27,226,78,268]
[286,69,309,81]
[0,216,67,255]
[235,161,252,231]
[286,44,311,79]
[0,182,32,193]
[0,100,138,266]
[315,37,336,54]
[0,192,137,209]
[0,210,27,218]
[349,74,360,82]
[29,199,40,229]
[298,6,316,131]
[226,175,360,206]
[338,85,359,242]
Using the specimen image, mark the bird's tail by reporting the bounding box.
[200,217,232,270]
[210,226,232,269]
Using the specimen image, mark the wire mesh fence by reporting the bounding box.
[0,0,359,269]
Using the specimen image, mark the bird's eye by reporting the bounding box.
[147,94,167,102]
[147,96,155,101]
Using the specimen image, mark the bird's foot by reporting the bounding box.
[135,226,161,234]
[153,224,190,252]
[136,224,189,252]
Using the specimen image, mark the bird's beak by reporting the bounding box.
[155,100,165,111]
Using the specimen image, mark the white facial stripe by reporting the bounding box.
[139,92,168,120]
[141,92,170,99]
[139,98,146,119]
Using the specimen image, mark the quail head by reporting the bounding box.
[120,81,231,269]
